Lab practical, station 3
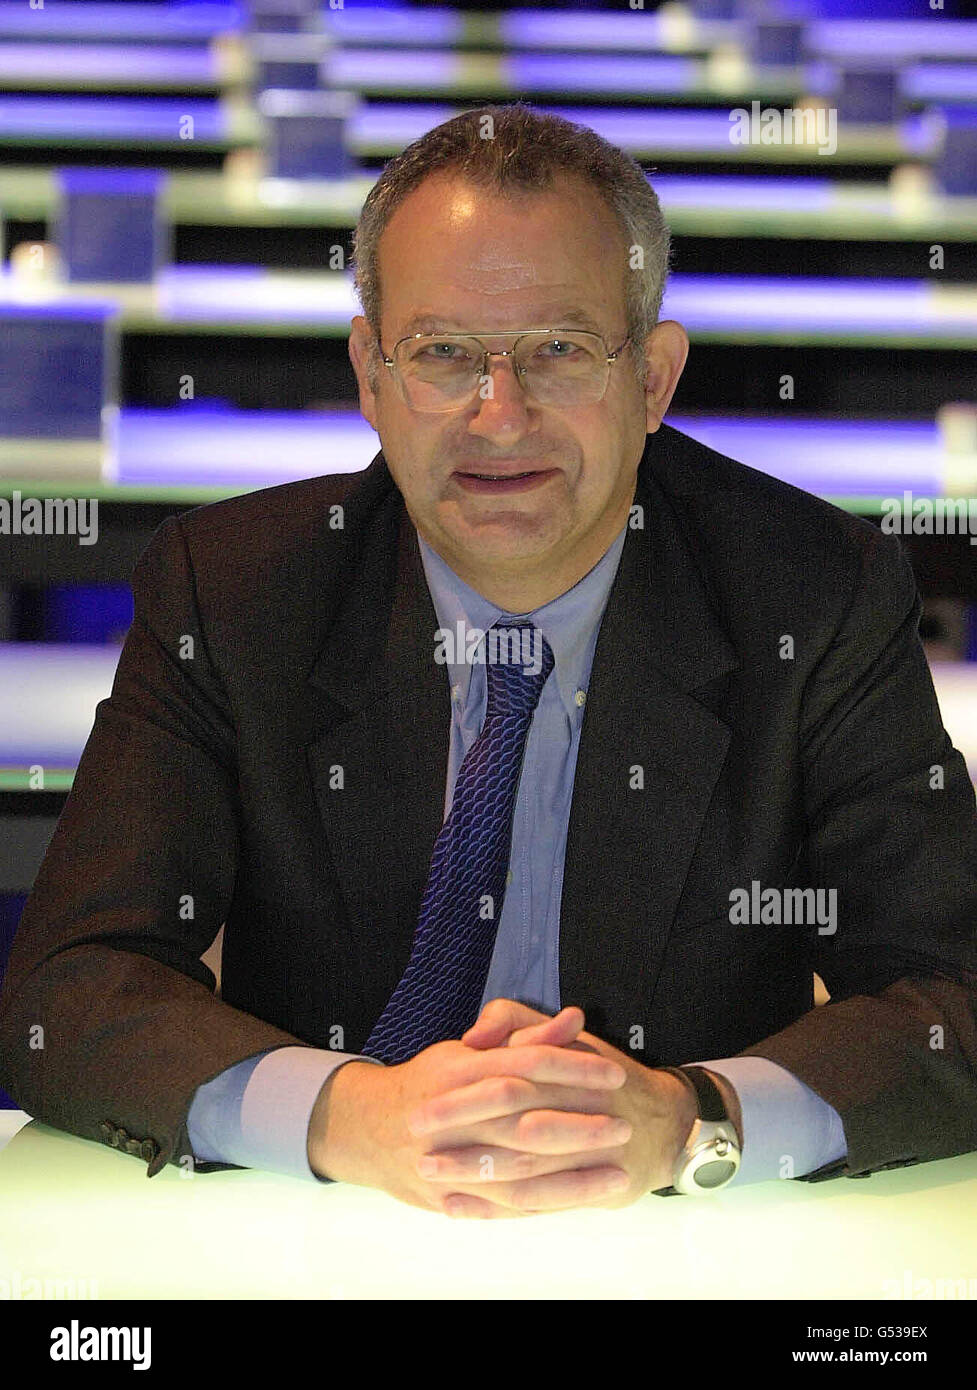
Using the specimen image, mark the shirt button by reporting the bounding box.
[575,689,586,707]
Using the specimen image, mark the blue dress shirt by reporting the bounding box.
[187,519,847,1185]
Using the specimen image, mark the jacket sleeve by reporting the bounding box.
[736,522,977,1182]
[0,514,311,1178]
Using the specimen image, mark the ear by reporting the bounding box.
[639,320,689,434]
[348,315,381,431]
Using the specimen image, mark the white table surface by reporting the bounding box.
[1,1115,976,1301]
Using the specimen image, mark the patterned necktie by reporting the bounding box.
[363,620,555,1064]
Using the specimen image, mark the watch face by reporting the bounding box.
[693,1158,738,1189]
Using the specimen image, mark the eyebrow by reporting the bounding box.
[400,308,607,336]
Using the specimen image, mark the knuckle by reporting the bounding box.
[515,1109,548,1144]
[511,1150,538,1179]
[492,1075,524,1108]
[509,1182,540,1212]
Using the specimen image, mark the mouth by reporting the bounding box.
[452,467,559,494]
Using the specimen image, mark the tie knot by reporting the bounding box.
[484,620,554,715]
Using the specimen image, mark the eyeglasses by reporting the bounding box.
[378,328,631,412]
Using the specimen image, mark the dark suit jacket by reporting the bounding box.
[2,424,977,1184]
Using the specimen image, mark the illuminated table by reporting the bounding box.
[0,97,938,168]
[328,8,732,54]
[323,48,811,107]
[0,1115,975,1299]
[3,269,975,347]
[325,10,977,65]
[807,18,977,64]
[322,49,977,111]
[351,103,939,168]
[0,646,118,893]
[2,5,972,65]
[0,42,242,93]
[4,166,977,244]
[0,2,238,45]
[0,94,260,153]
[500,14,977,63]
[2,406,976,590]
[0,408,965,503]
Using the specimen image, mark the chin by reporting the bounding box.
[457,514,563,550]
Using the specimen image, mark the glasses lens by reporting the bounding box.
[396,336,483,410]
[518,333,607,405]
[394,332,610,411]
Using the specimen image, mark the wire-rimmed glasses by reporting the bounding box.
[378,328,631,412]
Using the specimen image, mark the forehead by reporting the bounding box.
[377,170,627,335]
[401,307,607,335]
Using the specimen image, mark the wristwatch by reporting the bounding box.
[651,1065,742,1196]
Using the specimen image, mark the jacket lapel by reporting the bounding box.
[558,450,739,1050]
[306,475,450,1014]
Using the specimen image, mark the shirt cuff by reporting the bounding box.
[689,1055,848,1186]
[186,1046,384,1183]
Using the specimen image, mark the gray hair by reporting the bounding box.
[351,103,671,389]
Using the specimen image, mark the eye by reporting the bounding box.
[537,338,581,358]
[421,342,471,362]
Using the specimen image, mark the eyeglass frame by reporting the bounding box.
[376,327,632,411]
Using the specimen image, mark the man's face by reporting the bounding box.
[349,170,684,597]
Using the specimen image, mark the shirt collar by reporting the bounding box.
[417,522,629,722]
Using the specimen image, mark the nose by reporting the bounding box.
[467,351,534,438]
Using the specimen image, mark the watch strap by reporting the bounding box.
[652,1065,731,1196]
[660,1065,728,1121]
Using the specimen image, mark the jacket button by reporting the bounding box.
[140,1139,159,1162]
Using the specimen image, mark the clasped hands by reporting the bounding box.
[315,999,701,1219]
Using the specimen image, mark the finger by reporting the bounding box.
[491,1106,632,1154]
[447,1165,631,1217]
[418,1141,629,1184]
[409,1050,626,1133]
[471,1040,625,1090]
[412,1086,631,1150]
[507,1165,632,1212]
[442,1193,528,1219]
[413,1079,632,1142]
[502,1007,585,1051]
[461,998,550,1048]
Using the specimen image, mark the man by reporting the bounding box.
[2,106,976,1221]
